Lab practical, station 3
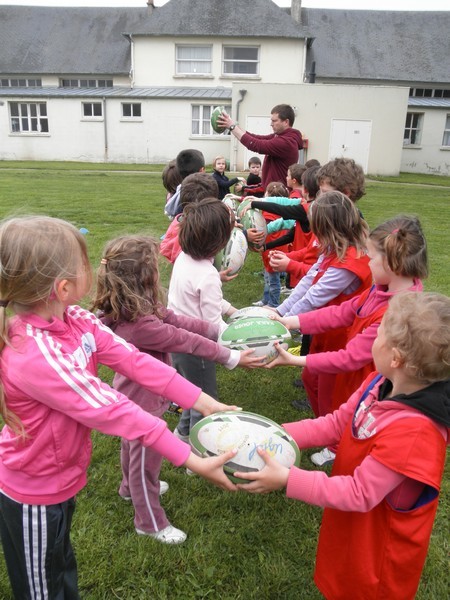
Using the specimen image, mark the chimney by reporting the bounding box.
[291,0,302,25]
[147,0,154,14]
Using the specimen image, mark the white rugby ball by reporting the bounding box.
[222,194,241,217]
[219,316,291,364]
[228,306,275,323]
[190,411,301,483]
[214,227,248,275]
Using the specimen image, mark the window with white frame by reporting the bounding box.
[9,101,48,133]
[222,46,259,76]
[176,45,212,75]
[82,102,103,118]
[122,103,142,118]
[442,115,450,147]
[191,104,231,136]
[403,113,423,146]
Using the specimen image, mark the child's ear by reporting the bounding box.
[55,279,70,302]
[390,347,404,369]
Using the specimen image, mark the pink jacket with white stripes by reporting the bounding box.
[0,306,200,505]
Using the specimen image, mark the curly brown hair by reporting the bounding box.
[91,235,165,322]
[384,292,450,383]
[317,158,366,201]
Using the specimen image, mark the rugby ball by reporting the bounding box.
[211,105,226,134]
[236,198,253,219]
[222,194,241,217]
[214,227,248,275]
[190,410,301,483]
[240,208,267,243]
[218,316,291,364]
[228,306,275,322]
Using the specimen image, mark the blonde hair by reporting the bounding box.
[310,191,368,260]
[384,292,450,383]
[91,235,165,322]
[369,215,428,279]
[0,215,91,434]
[212,155,226,169]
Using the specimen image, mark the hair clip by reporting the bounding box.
[0,299,9,308]
[100,258,108,265]
[391,228,399,234]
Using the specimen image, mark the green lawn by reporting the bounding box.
[0,163,449,599]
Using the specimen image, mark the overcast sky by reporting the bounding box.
[0,0,448,10]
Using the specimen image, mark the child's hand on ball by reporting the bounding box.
[234,448,290,493]
[185,451,239,492]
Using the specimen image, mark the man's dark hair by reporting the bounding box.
[271,104,295,127]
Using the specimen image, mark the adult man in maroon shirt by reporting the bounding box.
[218,104,303,188]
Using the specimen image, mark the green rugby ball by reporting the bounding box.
[219,316,291,364]
[211,105,226,134]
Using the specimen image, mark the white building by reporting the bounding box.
[0,0,449,175]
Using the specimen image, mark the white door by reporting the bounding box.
[329,119,372,173]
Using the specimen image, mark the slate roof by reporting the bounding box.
[302,9,450,84]
[0,85,232,100]
[0,6,148,75]
[129,0,308,38]
[0,3,449,85]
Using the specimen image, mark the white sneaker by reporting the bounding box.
[252,300,265,307]
[120,480,168,501]
[173,427,190,443]
[136,524,187,544]
[311,448,336,466]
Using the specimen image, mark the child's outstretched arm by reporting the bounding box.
[192,391,241,416]
[265,342,306,368]
[185,450,239,492]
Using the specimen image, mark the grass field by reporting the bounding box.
[0,162,448,599]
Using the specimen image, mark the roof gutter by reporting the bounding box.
[122,33,135,89]
[232,89,247,171]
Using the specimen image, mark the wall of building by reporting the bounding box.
[401,108,450,176]
[229,82,410,175]
[0,95,231,164]
[133,37,305,87]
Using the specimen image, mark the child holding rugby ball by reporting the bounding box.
[168,198,244,444]
[268,215,427,466]
[237,291,450,600]
[92,234,260,544]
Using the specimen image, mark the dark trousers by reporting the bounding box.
[171,353,218,436]
[0,492,79,599]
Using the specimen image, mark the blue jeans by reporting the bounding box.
[263,270,281,307]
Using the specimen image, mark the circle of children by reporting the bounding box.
[0,145,448,600]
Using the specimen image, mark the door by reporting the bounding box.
[329,119,372,173]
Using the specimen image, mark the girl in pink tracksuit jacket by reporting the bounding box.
[91,234,260,545]
[0,216,239,600]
